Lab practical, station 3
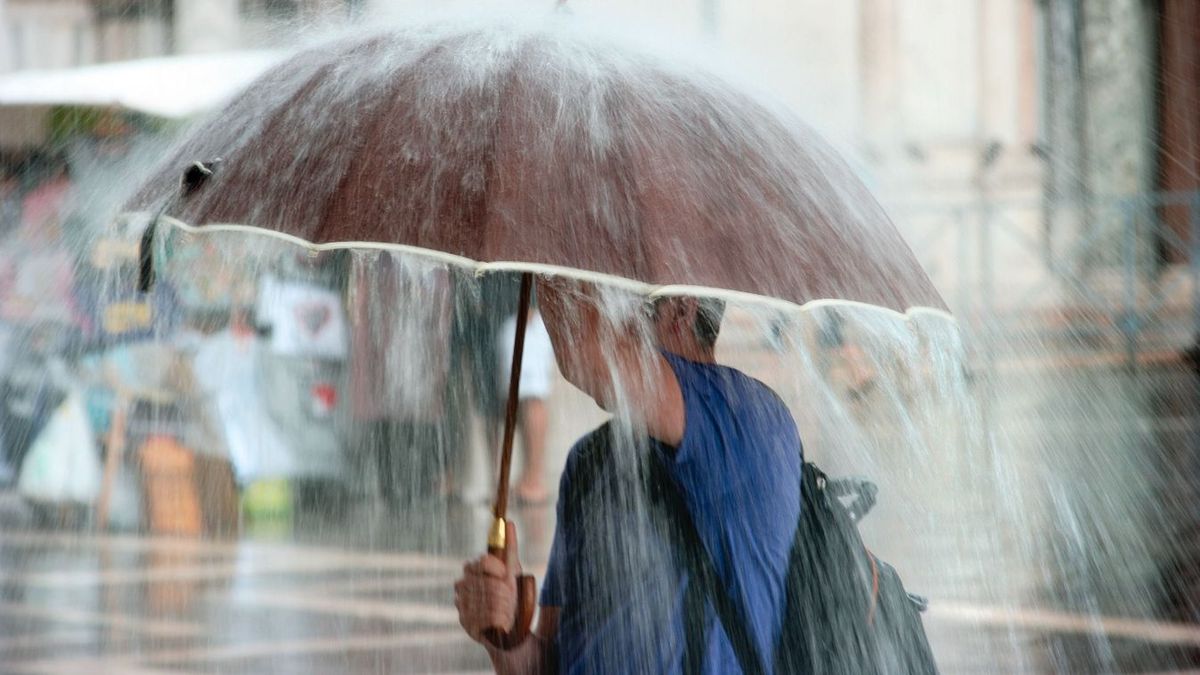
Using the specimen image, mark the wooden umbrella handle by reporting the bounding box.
[482,537,537,650]
[491,273,533,519]
[483,518,536,648]
[483,272,536,649]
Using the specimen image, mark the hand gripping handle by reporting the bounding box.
[482,517,536,650]
[482,569,537,649]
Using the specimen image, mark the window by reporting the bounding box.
[240,0,301,19]
[240,0,360,21]
[93,0,173,21]
[9,24,25,70]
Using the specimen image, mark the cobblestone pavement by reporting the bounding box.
[0,362,1198,673]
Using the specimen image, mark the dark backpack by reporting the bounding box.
[643,447,939,674]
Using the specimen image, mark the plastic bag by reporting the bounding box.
[17,391,101,504]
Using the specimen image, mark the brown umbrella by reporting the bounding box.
[126,17,946,647]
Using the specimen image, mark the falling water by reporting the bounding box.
[0,7,1195,675]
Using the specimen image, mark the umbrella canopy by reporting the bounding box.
[125,17,945,315]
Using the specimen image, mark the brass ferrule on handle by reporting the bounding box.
[487,516,507,556]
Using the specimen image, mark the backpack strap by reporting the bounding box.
[645,450,767,675]
[681,562,708,675]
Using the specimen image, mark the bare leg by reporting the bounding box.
[515,398,548,504]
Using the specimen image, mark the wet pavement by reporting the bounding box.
[0,361,1198,674]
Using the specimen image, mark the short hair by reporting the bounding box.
[653,295,725,348]
[694,297,726,348]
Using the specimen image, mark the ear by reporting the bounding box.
[657,299,682,332]
[676,297,699,328]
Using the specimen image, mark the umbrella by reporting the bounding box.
[124,15,948,647]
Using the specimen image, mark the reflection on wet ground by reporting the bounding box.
[0,364,1197,674]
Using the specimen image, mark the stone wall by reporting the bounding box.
[1042,0,1158,273]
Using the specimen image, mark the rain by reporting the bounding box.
[0,1,1197,673]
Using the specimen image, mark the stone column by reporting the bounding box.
[978,0,1021,149]
[859,0,900,158]
[1080,0,1157,203]
[1040,0,1089,272]
[1039,0,1158,351]
[1079,0,1156,278]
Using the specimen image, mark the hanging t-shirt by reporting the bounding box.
[345,252,451,422]
[256,274,348,360]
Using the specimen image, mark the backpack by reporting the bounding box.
[643,446,939,674]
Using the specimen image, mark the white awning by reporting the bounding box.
[0,50,286,119]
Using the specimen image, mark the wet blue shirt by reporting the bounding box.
[541,352,804,674]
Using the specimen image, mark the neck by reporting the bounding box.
[664,343,716,364]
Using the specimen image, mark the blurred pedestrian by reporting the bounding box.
[0,166,21,238]
[441,272,518,501]
[345,251,452,504]
[20,157,71,234]
[495,304,555,506]
[819,310,876,400]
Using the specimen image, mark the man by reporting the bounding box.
[455,279,803,674]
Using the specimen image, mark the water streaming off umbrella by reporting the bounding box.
[0,9,1194,674]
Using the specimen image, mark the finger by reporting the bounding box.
[478,554,509,580]
[458,608,481,642]
[457,592,493,642]
[463,556,492,577]
[458,575,507,606]
[456,576,488,603]
[487,591,516,630]
[505,520,521,574]
[454,590,478,640]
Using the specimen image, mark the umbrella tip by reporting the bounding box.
[181,159,222,198]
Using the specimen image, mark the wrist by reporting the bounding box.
[485,627,534,654]
[486,632,540,674]
[487,629,535,667]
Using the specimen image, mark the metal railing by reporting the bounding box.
[895,190,1200,367]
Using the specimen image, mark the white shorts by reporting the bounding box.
[497,311,555,400]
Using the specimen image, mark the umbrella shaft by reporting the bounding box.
[494,272,534,520]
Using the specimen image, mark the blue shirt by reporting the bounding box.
[541,352,803,674]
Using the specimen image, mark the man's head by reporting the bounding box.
[537,278,724,409]
[650,296,725,360]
